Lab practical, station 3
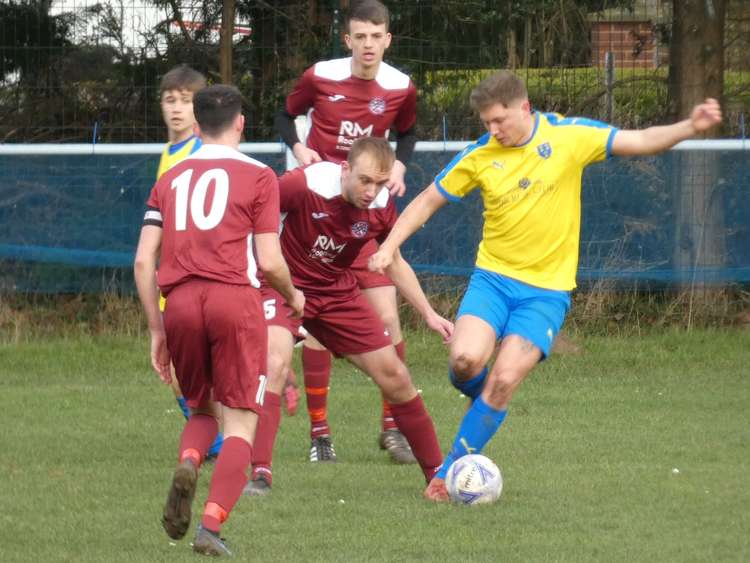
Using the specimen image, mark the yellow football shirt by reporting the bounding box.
[435,112,617,291]
[156,135,202,311]
[156,135,202,180]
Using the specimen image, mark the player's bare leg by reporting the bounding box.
[162,398,220,540]
[244,326,295,496]
[347,346,442,484]
[193,404,259,556]
[361,285,417,464]
[282,366,300,416]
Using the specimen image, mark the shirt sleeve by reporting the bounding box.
[564,117,618,166]
[251,168,281,235]
[143,183,163,227]
[433,142,481,201]
[393,81,417,134]
[277,167,308,212]
[285,66,317,117]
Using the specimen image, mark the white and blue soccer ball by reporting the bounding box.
[445,454,503,505]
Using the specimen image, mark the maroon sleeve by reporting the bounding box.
[145,181,160,209]
[251,168,281,235]
[393,81,417,134]
[375,200,399,244]
[285,66,317,117]
[277,167,308,212]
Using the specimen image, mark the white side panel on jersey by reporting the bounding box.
[375,62,411,90]
[246,233,261,288]
[369,185,390,209]
[313,57,353,81]
[188,144,268,169]
[303,162,343,199]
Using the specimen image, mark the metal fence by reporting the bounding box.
[1,1,748,143]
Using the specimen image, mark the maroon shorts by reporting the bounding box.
[163,279,268,412]
[351,239,393,290]
[260,285,391,357]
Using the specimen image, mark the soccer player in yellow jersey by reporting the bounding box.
[155,65,225,459]
[369,70,722,502]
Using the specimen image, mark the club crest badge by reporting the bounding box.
[351,221,369,238]
[537,142,552,159]
[518,177,531,189]
[369,97,386,115]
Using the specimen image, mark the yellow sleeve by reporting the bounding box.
[567,120,618,167]
[434,137,486,201]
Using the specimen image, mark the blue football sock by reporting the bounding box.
[207,433,224,457]
[435,397,507,480]
[176,396,190,420]
[449,366,488,400]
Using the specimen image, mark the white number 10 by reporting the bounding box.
[171,168,229,231]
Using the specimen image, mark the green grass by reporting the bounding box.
[1,329,749,562]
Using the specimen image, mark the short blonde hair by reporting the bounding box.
[348,137,395,172]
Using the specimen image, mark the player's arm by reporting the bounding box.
[369,183,448,273]
[275,108,321,166]
[384,248,453,342]
[133,225,171,383]
[612,98,722,156]
[255,232,305,318]
[387,126,417,197]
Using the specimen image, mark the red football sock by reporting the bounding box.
[381,341,407,432]
[389,395,443,482]
[251,391,281,479]
[202,437,253,533]
[303,346,332,438]
[178,413,218,467]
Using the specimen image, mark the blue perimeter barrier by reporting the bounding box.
[0,140,748,292]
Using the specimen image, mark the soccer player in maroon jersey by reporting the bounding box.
[273,0,419,466]
[134,85,304,557]
[245,137,451,494]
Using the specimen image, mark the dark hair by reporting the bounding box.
[346,0,390,32]
[159,64,206,96]
[347,136,395,172]
[470,71,528,112]
[193,85,243,137]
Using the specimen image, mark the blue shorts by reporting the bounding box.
[456,268,571,358]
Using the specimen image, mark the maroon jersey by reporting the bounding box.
[277,161,397,295]
[144,144,280,294]
[285,57,417,163]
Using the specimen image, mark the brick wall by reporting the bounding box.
[591,21,660,68]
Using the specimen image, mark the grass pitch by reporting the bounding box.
[1,329,748,562]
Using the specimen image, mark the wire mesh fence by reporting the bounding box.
[1,1,748,143]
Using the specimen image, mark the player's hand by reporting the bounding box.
[690,98,722,132]
[292,143,322,166]
[386,160,407,197]
[150,329,172,384]
[368,249,393,274]
[287,288,306,319]
[424,312,454,344]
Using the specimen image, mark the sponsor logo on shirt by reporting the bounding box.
[537,142,552,159]
[492,160,505,170]
[369,97,386,115]
[337,121,374,151]
[328,94,346,102]
[311,212,329,220]
[311,234,347,263]
[351,221,369,238]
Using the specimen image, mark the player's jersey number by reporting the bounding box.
[263,299,277,320]
[171,168,229,231]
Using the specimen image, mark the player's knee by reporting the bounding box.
[266,351,290,386]
[450,350,484,380]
